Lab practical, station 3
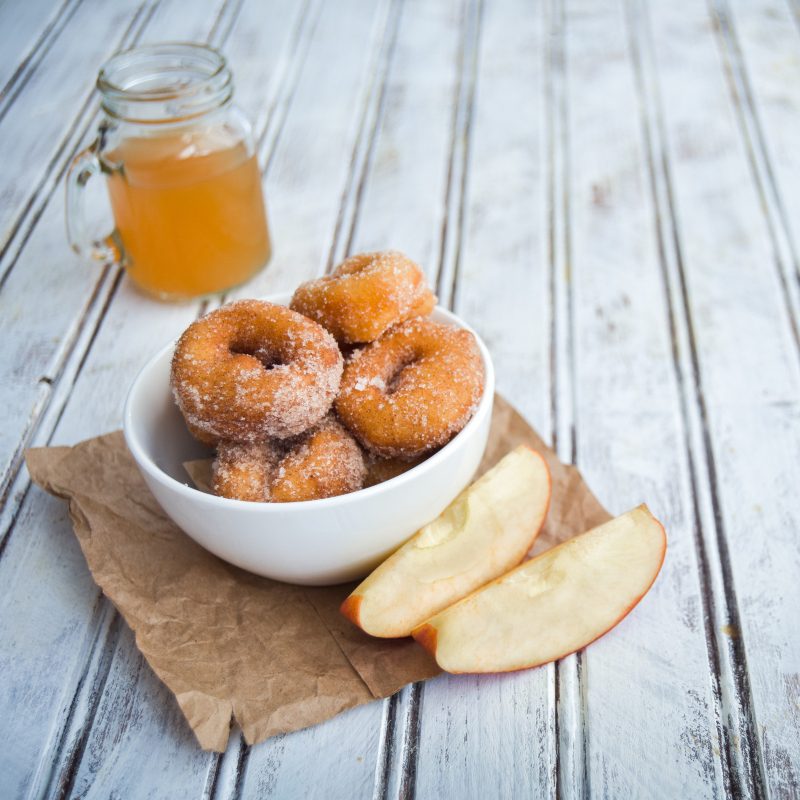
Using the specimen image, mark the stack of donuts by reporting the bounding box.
[170,251,485,502]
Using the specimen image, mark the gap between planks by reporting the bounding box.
[10,2,260,796]
[0,0,83,125]
[0,0,163,550]
[625,0,768,796]
[323,0,403,277]
[373,0,485,797]
[434,0,483,310]
[0,0,249,555]
[790,0,800,37]
[544,0,588,797]
[708,0,800,359]
[3,0,394,795]
[213,0,403,792]
[0,0,158,286]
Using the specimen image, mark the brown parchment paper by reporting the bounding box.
[25,394,609,752]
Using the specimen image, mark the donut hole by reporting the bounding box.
[229,341,286,372]
[385,353,422,395]
[336,252,374,276]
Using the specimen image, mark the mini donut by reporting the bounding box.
[212,417,366,502]
[335,319,484,459]
[185,419,220,448]
[271,416,366,502]
[172,300,342,443]
[212,441,282,502]
[290,251,436,344]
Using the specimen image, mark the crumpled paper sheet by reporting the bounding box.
[25,395,609,752]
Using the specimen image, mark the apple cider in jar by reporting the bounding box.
[67,43,271,301]
[105,130,270,298]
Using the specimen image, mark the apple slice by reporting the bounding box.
[341,445,551,638]
[412,505,666,673]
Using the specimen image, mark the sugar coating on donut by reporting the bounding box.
[171,300,343,443]
[271,416,366,502]
[211,416,365,503]
[213,440,282,502]
[290,251,437,344]
[335,318,485,459]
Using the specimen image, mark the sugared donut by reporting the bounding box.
[270,416,366,502]
[335,319,484,459]
[212,417,366,502]
[185,419,220,448]
[172,300,342,443]
[212,441,282,502]
[290,251,436,344]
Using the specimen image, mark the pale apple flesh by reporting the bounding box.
[412,505,666,673]
[341,445,552,638]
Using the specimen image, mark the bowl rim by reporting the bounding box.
[123,293,496,512]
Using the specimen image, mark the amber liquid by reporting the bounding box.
[105,131,271,299]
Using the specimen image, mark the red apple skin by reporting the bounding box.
[412,513,667,674]
[412,623,438,654]
[340,594,363,626]
[339,445,553,638]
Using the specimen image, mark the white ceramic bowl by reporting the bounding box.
[123,292,495,585]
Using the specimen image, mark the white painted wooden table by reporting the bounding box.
[1,0,798,797]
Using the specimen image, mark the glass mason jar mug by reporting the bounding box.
[66,43,271,301]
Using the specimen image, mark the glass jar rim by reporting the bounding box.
[97,42,232,123]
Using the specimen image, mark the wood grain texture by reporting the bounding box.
[0,2,230,797]
[0,0,799,797]
[544,0,586,794]
[22,1,398,797]
[712,0,800,352]
[413,0,557,797]
[726,0,800,263]
[565,1,725,796]
[239,1,469,794]
[0,0,144,261]
[641,0,800,795]
[0,0,148,527]
[0,0,81,118]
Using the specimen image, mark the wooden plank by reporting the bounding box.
[229,705,382,800]
[0,2,233,797]
[227,0,396,301]
[0,0,80,113]
[636,0,800,795]
[545,0,584,792]
[231,0,416,795]
[2,2,400,798]
[1,1,798,797]
[713,0,800,349]
[0,0,151,525]
[0,0,232,538]
[410,0,558,796]
[713,11,800,788]
[233,1,468,796]
[336,0,465,276]
[201,0,406,793]
[0,0,144,258]
[0,489,115,798]
[53,625,214,800]
[556,0,727,796]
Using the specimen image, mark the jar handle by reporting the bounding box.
[65,136,122,264]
